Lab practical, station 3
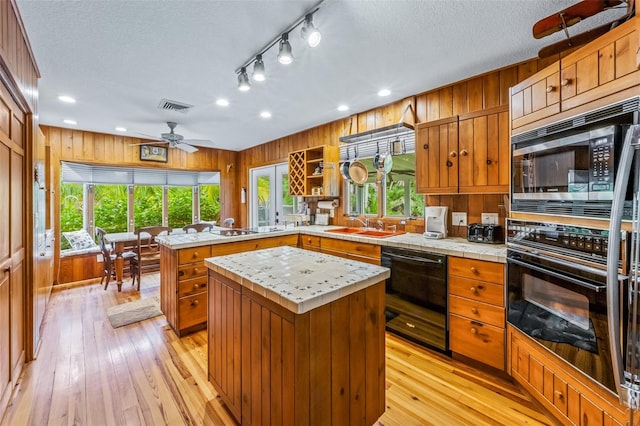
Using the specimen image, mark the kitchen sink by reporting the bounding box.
[325,227,404,238]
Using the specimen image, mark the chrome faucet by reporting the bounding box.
[349,216,369,228]
[376,220,384,230]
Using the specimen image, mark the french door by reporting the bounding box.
[249,163,296,228]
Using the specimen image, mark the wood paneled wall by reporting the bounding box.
[237,56,559,229]
[42,125,240,283]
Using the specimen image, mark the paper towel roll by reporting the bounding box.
[318,200,338,209]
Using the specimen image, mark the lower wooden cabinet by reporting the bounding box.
[448,256,505,370]
[509,325,632,426]
[319,237,381,265]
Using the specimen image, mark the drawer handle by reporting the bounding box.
[471,307,478,314]
[405,322,416,328]
[561,78,571,87]
[554,390,564,401]
[192,252,199,258]
[470,266,478,274]
[178,270,185,277]
[449,151,457,158]
[470,285,483,293]
[470,327,478,334]
[191,300,199,307]
[546,85,555,93]
[459,149,468,157]
[193,268,199,275]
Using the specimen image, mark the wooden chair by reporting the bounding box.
[182,223,212,233]
[130,226,172,291]
[96,227,135,290]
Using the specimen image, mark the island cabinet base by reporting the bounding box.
[208,270,386,425]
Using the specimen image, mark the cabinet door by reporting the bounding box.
[415,116,458,194]
[560,17,640,112]
[458,106,509,193]
[510,63,560,131]
[0,267,9,406]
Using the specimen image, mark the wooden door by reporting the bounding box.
[458,106,509,193]
[415,116,458,194]
[0,141,9,408]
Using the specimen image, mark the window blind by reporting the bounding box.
[61,162,220,186]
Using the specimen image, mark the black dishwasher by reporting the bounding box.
[381,246,448,352]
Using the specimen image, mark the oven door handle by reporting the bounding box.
[507,256,606,293]
[384,252,443,265]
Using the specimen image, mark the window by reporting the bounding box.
[344,152,423,218]
[59,163,221,239]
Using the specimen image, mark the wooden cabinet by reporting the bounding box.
[160,245,211,336]
[509,326,633,426]
[448,256,505,370]
[416,106,509,195]
[208,269,386,425]
[288,145,340,197]
[319,236,381,265]
[511,17,640,134]
[211,234,298,256]
[298,234,321,251]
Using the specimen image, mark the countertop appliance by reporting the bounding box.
[424,206,447,239]
[381,246,448,352]
[467,223,503,244]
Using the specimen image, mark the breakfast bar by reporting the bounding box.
[204,246,390,425]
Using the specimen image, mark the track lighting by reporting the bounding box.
[301,13,321,47]
[277,33,294,65]
[237,67,250,91]
[234,0,325,91]
[252,54,265,81]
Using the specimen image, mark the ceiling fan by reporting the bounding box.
[138,122,215,153]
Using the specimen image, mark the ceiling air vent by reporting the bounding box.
[157,98,194,113]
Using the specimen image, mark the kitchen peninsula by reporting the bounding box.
[204,246,389,425]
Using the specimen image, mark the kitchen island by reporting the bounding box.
[204,246,390,425]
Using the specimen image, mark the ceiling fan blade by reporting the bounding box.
[135,132,164,140]
[130,140,169,147]
[175,143,198,153]
[183,139,215,148]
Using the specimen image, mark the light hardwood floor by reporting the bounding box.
[0,273,557,426]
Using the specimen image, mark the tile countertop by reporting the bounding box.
[158,225,506,263]
[205,246,390,314]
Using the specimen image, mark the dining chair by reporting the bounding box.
[182,223,212,233]
[130,226,172,291]
[96,227,136,290]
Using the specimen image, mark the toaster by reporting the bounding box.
[467,223,503,244]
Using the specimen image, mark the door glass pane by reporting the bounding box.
[60,182,84,249]
[281,174,296,217]
[168,186,193,229]
[385,153,424,217]
[257,175,271,227]
[94,184,128,233]
[134,185,163,228]
[200,184,221,223]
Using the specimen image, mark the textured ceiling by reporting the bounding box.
[15,0,628,152]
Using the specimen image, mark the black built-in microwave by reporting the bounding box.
[510,97,639,220]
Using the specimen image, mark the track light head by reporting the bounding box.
[237,67,251,91]
[253,54,265,82]
[277,33,294,65]
[301,13,321,47]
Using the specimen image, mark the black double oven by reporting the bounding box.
[508,97,640,400]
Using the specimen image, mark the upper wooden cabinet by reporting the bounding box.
[416,105,509,195]
[288,145,339,197]
[512,17,640,133]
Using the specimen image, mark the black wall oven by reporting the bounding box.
[507,219,628,394]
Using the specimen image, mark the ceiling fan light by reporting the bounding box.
[253,54,266,82]
[301,14,321,48]
[277,33,293,65]
[237,67,251,91]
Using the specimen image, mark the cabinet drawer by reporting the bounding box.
[178,276,208,298]
[178,262,207,280]
[299,234,321,249]
[321,237,381,259]
[178,246,212,265]
[449,314,505,370]
[449,256,504,284]
[449,295,505,328]
[179,292,207,329]
[449,276,504,307]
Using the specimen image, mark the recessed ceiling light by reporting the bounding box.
[337,105,349,112]
[115,127,127,132]
[260,111,272,119]
[378,89,391,97]
[63,119,77,125]
[216,98,229,107]
[58,95,76,103]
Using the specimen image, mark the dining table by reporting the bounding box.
[103,231,145,290]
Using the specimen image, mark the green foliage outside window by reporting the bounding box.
[134,186,163,228]
[94,184,128,233]
[168,186,193,229]
[60,183,84,249]
[200,184,221,223]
